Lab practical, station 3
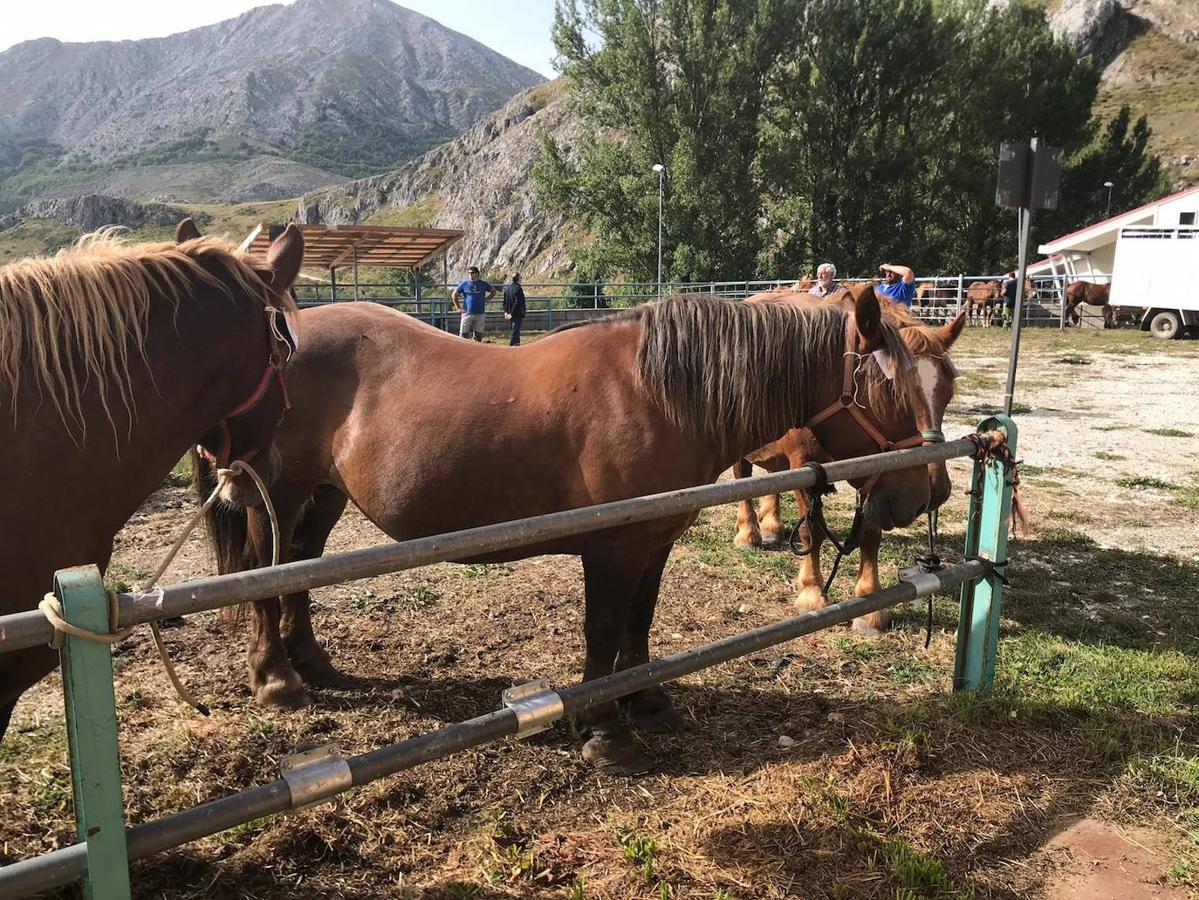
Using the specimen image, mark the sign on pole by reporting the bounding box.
[996,137,1062,417]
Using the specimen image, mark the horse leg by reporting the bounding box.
[758,492,784,546]
[794,491,827,611]
[616,545,683,734]
[577,549,654,774]
[850,522,889,636]
[245,503,307,709]
[0,697,15,743]
[0,648,58,742]
[732,457,763,549]
[281,486,350,686]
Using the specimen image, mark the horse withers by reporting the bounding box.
[199,288,939,773]
[0,219,304,741]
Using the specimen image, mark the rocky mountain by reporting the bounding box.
[297,80,583,276]
[1048,0,1199,184]
[0,194,191,234]
[0,0,544,208]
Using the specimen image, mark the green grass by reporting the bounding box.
[0,218,81,261]
[1093,451,1126,461]
[1115,475,1179,491]
[1145,427,1194,438]
[885,837,960,899]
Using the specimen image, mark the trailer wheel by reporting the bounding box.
[1149,310,1182,340]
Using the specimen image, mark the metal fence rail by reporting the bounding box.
[0,418,1019,899]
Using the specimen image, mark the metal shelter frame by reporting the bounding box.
[0,418,1019,899]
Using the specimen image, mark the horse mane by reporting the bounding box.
[630,295,919,448]
[0,229,285,441]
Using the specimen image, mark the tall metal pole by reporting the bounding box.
[1003,199,1034,416]
[653,163,664,298]
[1104,180,1114,218]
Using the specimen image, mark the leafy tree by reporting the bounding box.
[536,0,797,282]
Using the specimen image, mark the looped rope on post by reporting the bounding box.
[965,430,1029,536]
[38,459,281,717]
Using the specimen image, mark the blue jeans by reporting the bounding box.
[509,316,523,346]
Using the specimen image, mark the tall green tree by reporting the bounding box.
[536,0,797,282]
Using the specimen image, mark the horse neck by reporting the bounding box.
[40,282,269,539]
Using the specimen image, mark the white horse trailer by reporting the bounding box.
[1111,227,1199,339]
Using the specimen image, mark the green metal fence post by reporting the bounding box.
[56,565,132,899]
[953,415,1018,693]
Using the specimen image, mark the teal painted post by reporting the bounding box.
[56,565,132,900]
[953,415,1018,693]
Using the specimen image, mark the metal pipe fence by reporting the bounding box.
[0,417,1019,899]
[292,276,1074,329]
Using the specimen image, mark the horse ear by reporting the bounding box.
[174,218,202,243]
[853,283,884,351]
[266,224,304,292]
[937,311,967,348]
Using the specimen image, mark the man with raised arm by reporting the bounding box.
[877,262,916,307]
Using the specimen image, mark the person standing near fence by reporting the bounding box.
[809,262,840,297]
[877,262,916,307]
[1001,271,1018,328]
[452,266,495,341]
[503,272,527,346]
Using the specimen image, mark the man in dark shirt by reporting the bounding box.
[1001,271,1018,327]
[502,272,527,346]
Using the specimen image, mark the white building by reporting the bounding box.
[1033,184,1199,281]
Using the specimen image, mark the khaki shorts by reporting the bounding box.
[459,313,486,336]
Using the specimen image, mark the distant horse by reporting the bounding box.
[792,274,815,291]
[1064,280,1115,327]
[0,219,304,740]
[731,288,965,634]
[915,280,957,309]
[965,280,1001,326]
[198,290,936,773]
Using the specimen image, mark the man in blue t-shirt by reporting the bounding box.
[452,266,496,340]
[877,262,916,307]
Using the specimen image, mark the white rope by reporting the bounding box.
[40,459,281,716]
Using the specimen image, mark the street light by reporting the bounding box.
[1104,180,1114,218]
[652,163,665,297]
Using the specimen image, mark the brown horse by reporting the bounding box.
[965,280,1001,326]
[197,290,937,773]
[1064,280,1114,326]
[915,280,957,308]
[0,220,303,741]
[731,289,966,634]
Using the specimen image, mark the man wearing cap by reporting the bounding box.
[452,266,496,341]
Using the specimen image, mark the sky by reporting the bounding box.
[0,0,561,78]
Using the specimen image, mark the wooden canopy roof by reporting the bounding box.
[247,223,464,271]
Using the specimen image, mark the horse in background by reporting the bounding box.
[964,280,1001,326]
[1064,280,1115,327]
[0,219,304,741]
[731,286,965,634]
[197,291,938,774]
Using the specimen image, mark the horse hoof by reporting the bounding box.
[733,531,762,550]
[795,587,827,611]
[292,655,346,688]
[582,734,655,775]
[851,617,889,638]
[759,531,782,547]
[255,677,309,709]
[622,693,685,734]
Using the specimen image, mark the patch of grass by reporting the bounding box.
[104,560,149,594]
[885,837,959,899]
[1126,744,1199,806]
[1167,857,1198,888]
[1047,509,1087,522]
[888,655,937,685]
[0,721,68,764]
[1054,354,1092,365]
[1096,423,1132,432]
[1175,478,1199,510]
[1115,475,1179,491]
[221,815,273,843]
[1009,402,1032,415]
[1093,451,1126,461]
[618,831,659,885]
[403,584,441,610]
[1145,427,1194,438]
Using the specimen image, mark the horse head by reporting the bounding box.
[803,282,934,530]
[182,218,304,507]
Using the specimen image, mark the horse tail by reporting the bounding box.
[191,448,250,630]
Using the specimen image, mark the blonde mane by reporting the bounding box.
[630,295,919,450]
[0,229,280,441]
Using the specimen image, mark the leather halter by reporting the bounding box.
[198,296,297,469]
[802,314,938,497]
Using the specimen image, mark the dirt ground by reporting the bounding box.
[3,325,1199,899]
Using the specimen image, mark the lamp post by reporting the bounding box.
[652,163,665,297]
[1104,180,1114,218]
